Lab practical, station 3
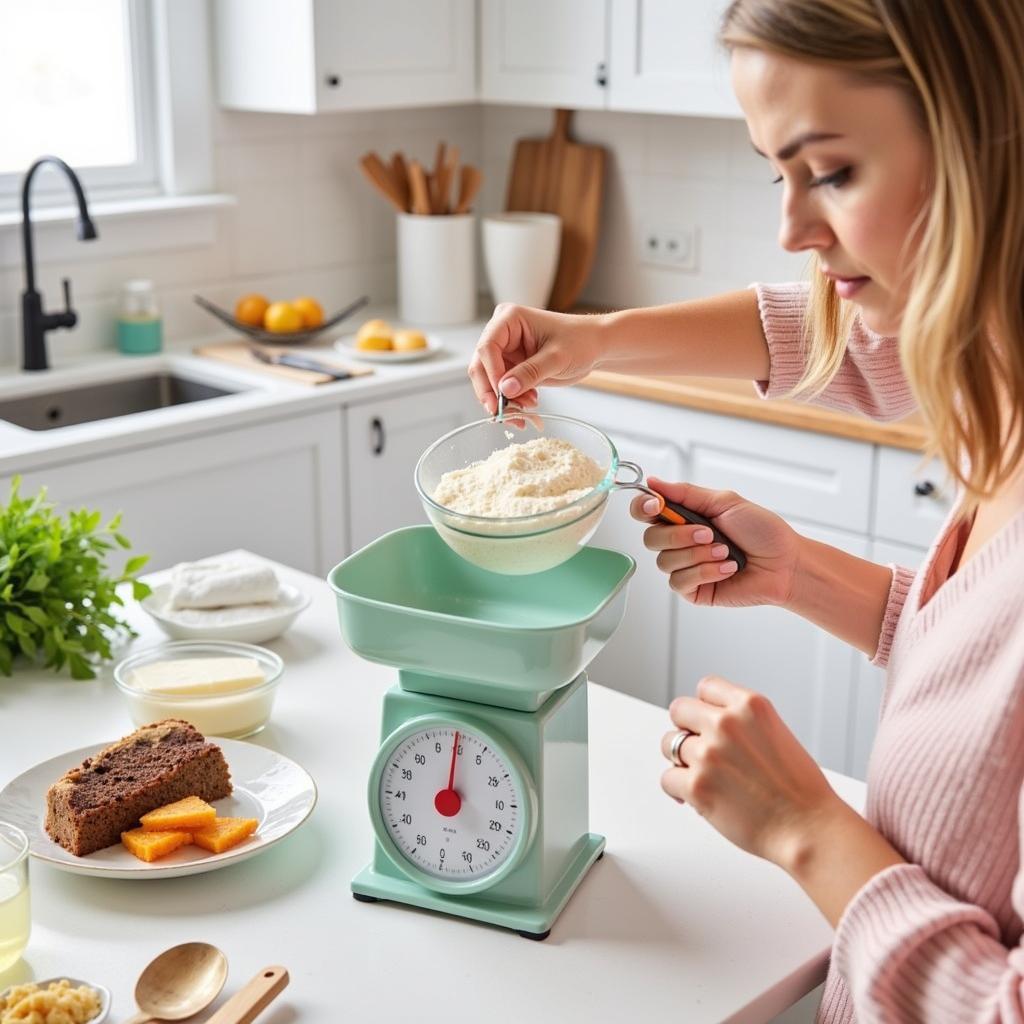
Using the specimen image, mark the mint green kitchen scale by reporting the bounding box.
[329,524,635,939]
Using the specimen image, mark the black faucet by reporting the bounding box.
[21,156,98,371]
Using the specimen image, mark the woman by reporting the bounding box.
[468,1,1024,1020]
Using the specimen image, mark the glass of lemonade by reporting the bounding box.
[0,823,30,972]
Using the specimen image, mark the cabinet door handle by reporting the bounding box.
[595,62,608,87]
[325,74,341,88]
[371,417,385,455]
[914,480,936,497]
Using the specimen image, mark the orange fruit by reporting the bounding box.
[292,296,324,329]
[235,293,270,327]
[263,301,303,334]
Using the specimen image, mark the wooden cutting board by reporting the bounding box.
[505,108,606,312]
[194,340,373,386]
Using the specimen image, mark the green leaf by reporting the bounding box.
[113,533,132,549]
[68,653,95,680]
[4,611,29,637]
[22,606,50,628]
[24,570,49,591]
[124,554,149,576]
[0,643,12,676]
[17,632,37,660]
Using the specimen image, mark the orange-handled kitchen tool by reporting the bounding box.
[614,460,747,570]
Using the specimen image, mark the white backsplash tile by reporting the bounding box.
[2,101,805,366]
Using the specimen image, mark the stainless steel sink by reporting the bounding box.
[0,373,244,431]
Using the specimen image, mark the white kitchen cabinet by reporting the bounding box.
[2,409,345,576]
[848,538,928,779]
[674,521,869,775]
[873,447,955,548]
[479,0,610,109]
[344,383,480,553]
[579,426,686,707]
[214,0,476,114]
[608,0,742,117]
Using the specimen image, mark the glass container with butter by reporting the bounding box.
[113,640,284,738]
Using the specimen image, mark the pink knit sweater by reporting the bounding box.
[755,282,1024,1024]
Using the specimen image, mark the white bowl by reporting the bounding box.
[0,978,110,1023]
[140,583,310,643]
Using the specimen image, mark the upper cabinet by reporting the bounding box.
[608,0,742,117]
[213,0,739,119]
[214,0,476,114]
[479,0,609,110]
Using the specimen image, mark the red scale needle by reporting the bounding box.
[434,731,462,817]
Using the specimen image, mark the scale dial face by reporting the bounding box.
[374,721,530,889]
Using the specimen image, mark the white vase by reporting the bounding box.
[397,213,476,325]
[482,212,562,309]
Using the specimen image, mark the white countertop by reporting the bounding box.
[0,556,865,1023]
[0,313,486,472]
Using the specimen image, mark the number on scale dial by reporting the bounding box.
[379,725,523,881]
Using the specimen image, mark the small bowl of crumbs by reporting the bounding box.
[0,977,110,1024]
[415,412,627,575]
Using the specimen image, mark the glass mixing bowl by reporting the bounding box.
[415,412,645,575]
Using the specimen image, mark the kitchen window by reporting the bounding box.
[0,0,160,209]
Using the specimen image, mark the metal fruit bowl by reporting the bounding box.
[194,293,369,345]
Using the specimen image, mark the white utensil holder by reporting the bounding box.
[397,213,476,325]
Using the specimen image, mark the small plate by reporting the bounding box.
[334,333,445,363]
[0,979,111,1023]
[139,583,311,643]
[0,739,317,880]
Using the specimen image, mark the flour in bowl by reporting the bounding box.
[432,437,606,518]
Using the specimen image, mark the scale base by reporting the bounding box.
[351,833,606,940]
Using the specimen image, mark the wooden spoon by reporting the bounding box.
[124,942,228,1024]
[408,160,433,215]
[453,164,483,214]
[202,966,289,1024]
[390,151,410,212]
[438,144,460,214]
[358,151,407,212]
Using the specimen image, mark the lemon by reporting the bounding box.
[263,301,303,334]
[356,318,393,351]
[293,296,324,329]
[235,293,270,328]
[393,329,428,352]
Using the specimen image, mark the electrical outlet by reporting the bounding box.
[640,225,699,272]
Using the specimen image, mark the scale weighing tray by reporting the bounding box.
[329,526,635,710]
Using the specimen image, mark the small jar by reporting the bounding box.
[117,279,163,355]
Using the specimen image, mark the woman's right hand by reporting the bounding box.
[468,303,608,415]
[631,477,803,609]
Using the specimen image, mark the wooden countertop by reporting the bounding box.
[580,370,928,451]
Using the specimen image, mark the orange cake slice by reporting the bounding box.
[122,827,194,862]
[140,796,217,832]
[191,817,259,854]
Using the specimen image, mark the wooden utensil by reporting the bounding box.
[202,966,289,1024]
[359,151,406,212]
[391,151,411,213]
[438,144,459,214]
[454,164,482,214]
[408,160,433,215]
[125,942,228,1024]
[505,108,606,311]
[431,141,447,212]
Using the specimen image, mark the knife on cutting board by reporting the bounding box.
[247,345,354,380]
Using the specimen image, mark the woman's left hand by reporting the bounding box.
[661,675,841,867]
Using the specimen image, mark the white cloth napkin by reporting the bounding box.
[168,557,280,610]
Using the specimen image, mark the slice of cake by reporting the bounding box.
[45,719,232,857]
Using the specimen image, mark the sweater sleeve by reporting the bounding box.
[752,282,918,421]
[870,565,917,669]
[831,859,1024,1023]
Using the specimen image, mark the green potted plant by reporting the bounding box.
[0,477,152,679]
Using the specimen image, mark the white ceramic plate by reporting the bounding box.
[0,739,317,880]
[334,332,444,363]
[139,583,311,643]
[0,979,111,1023]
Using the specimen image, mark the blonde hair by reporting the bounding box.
[722,0,1024,501]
